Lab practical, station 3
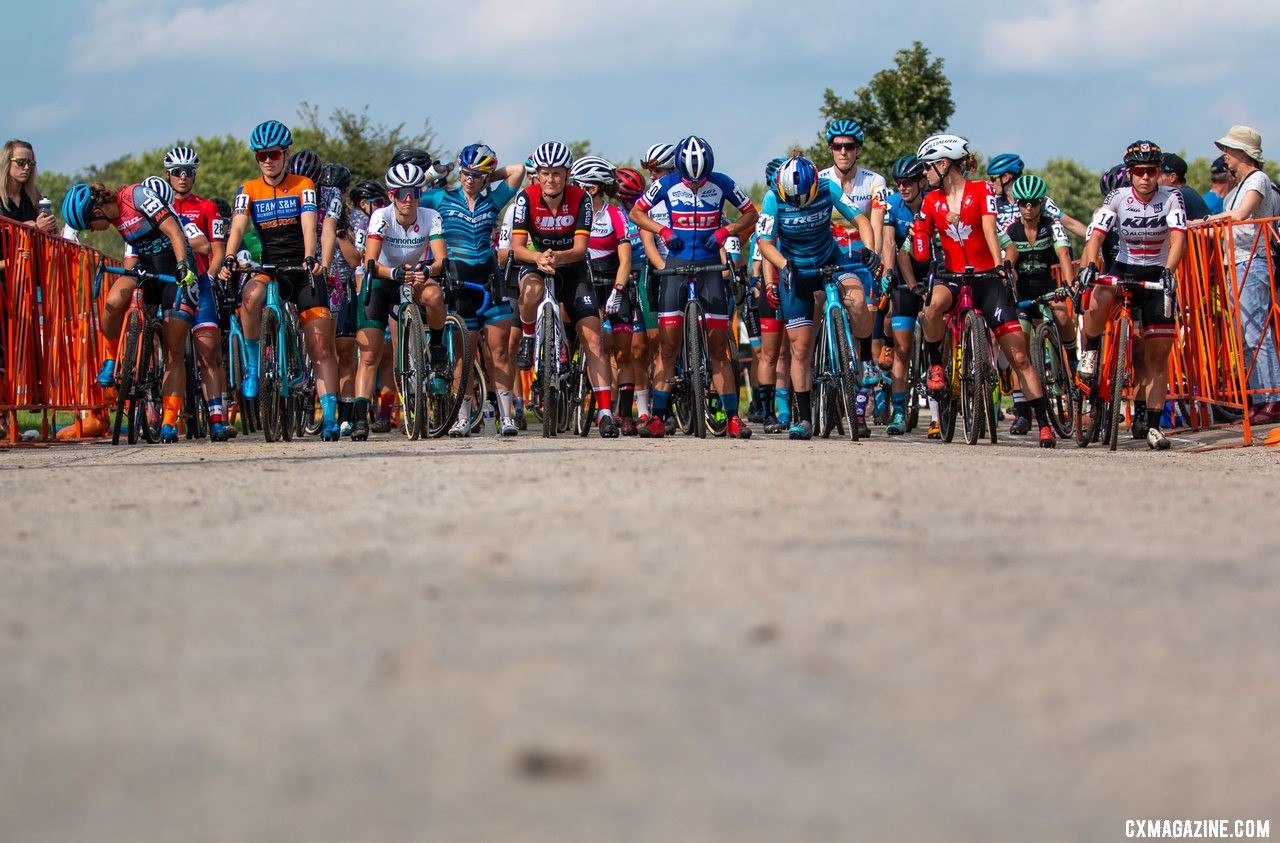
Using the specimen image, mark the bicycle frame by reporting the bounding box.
[101,264,178,445]
[808,264,861,440]
[934,267,1002,444]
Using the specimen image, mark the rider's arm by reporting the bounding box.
[157,214,189,264]
[911,201,935,263]
[301,209,319,263]
[427,236,447,277]
[639,229,665,270]
[496,163,526,191]
[615,239,632,289]
[320,215,337,271]
[829,182,874,249]
[552,193,592,265]
[1164,192,1188,272]
[981,214,1002,268]
[363,224,386,283]
[222,204,249,263]
[754,195,786,271]
[1055,244,1074,284]
[510,192,544,265]
[628,179,668,235]
[895,246,917,288]
[336,232,360,267]
[755,237,787,272]
[1058,213,1087,239]
[1166,230,1187,273]
[1080,199,1116,269]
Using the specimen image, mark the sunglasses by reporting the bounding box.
[255,149,285,163]
[460,170,488,182]
[168,166,197,178]
[830,143,859,152]
[10,157,36,168]
[1016,198,1042,208]
[390,187,421,201]
[1129,166,1159,178]
[895,179,918,188]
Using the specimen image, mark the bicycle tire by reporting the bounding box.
[258,308,282,442]
[425,313,471,438]
[226,329,248,433]
[831,309,861,442]
[396,303,427,440]
[296,333,321,437]
[572,352,595,437]
[905,322,923,432]
[961,312,986,446]
[112,312,142,445]
[183,332,209,440]
[940,332,959,443]
[468,356,488,434]
[136,321,164,445]
[685,300,707,439]
[1107,316,1130,452]
[1035,321,1075,439]
[538,310,558,438]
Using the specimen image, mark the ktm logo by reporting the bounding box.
[1122,217,1168,229]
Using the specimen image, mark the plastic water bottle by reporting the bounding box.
[38,197,52,220]
[482,400,496,436]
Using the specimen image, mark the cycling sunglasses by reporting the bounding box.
[829,143,859,152]
[389,187,422,201]
[255,149,285,163]
[1016,198,1042,208]
[167,166,197,178]
[1128,165,1160,178]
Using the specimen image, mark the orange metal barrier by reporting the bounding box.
[1,218,114,442]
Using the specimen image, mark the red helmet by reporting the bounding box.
[615,166,646,203]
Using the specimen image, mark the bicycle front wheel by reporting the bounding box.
[960,312,989,446]
[905,321,924,432]
[426,313,471,438]
[468,356,488,435]
[1035,321,1074,438]
[538,311,559,438]
[135,321,165,445]
[113,311,142,445]
[396,304,427,440]
[1106,316,1131,452]
[684,301,707,439]
[183,332,209,440]
[831,309,861,442]
[258,308,283,442]
[571,351,595,437]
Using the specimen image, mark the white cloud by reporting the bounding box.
[10,99,83,132]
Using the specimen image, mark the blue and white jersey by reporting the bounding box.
[634,172,753,262]
[625,217,646,266]
[884,191,916,247]
[420,182,517,266]
[756,180,860,269]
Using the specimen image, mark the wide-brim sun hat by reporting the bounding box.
[1215,125,1263,163]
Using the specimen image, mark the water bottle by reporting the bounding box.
[482,400,496,436]
[38,196,53,220]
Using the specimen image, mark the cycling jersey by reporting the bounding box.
[497,202,517,252]
[112,183,182,257]
[820,165,887,255]
[634,173,753,262]
[421,183,517,266]
[756,180,861,269]
[912,181,999,272]
[366,206,444,268]
[625,217,645,265]
[999,215,1069,285]
[1088,187,1187,267]
[172,193,225,275]
[511,184,592,254]
[587,203,629,261]
[233,173,318,264]
[995,194,1063,232]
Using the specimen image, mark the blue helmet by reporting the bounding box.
[249,119,292,152]
[675,135,714,182]
[825,119,864,145]
[892,155,925,181]
[775,156,820,208]
[764,156,788,189]
[986,153,1024,177]
[458,143,498,175]
[62,183,95,231]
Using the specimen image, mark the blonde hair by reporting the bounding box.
[0,138,40,212]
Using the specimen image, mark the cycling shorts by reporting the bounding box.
[656,257,730,331]
[518,261,599,326]
[333,277,357,339]
[931,272,1021,338]
[250,268,330,322]
[193,273,220,334]
[1108,261,1175,338]
[133,253,197,326]
[1014,272,1059,321]
[637,263,659,331]
[358,276,428,331]
[454,260,512,332]
[778,260,860,331]
[888,280,926,332]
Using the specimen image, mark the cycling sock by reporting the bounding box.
[355,397,370,423]
[859,337,873,363]
[1030,395,1051,428]
[162,395,182,428]
[207,396,225,425]
[245,338,260,375]
[378,389,394,420]
[496,389,514,420]
[319,394,337,425]
[1084,334,1101,354]
[855,390,869,421]
[873,388,888,415]
[1062,339,1078,372]
[338,398,353,425]
[925,340,943,367]
[720,392,739,416]
[775,387,791,421]
[635,389,650,417]
[522,319,536,337]
[928,396,941,420]
[1133,400,1147,424]
[651,390,671,416]
[794,390,811,422]
[892,391,907,415]
[618,384,634,419]
[458,396,472,423]
[1147,407,1163,431]
[760,384,775,413]
[593,387,613,419]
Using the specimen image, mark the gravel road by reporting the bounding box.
[2,427,1278,842]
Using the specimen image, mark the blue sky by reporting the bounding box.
[8,0,1279,187]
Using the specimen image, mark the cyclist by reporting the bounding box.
[636,142,678,435]
[572,156,638,434]
[421,142,526,436]
[318,162,363,436]
[158,146,233,441]
[218,119,342,440]
[614,165,654,431]
[746,157,790,434]
[353,162,447,440]
[511,141,620,438]
[882,154,931,436]
[66,180,200,443]
[754,156,875,439]
[988,152,1087,238]
[912,133,1058,448]
[628,135,759,439]
[818,119,888,435]
[998,174,1077,435]
[1077,140,1186,450]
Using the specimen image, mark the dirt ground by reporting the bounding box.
[2,425,1278,842]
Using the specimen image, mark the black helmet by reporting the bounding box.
[287,148,323,182]
[320,162,352,190]
[390,147,433,171]
[1100,164,1130,196]
[211,197,234,221]
[892,155,925,181]
[348,179,389,206]
[1122,140,1162,168]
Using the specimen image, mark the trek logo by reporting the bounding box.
[672,211,720,228]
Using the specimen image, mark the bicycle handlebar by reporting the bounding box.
[651,263,733,277]
[1016,287,1072,309]
[1093,274,1165,292]
[103,265,178,284]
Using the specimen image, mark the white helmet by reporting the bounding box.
[642,142,676,170]
[385,162,427,189]
[570,155,615,186]
[141,175,174,207]
[915,133,970,164]
[531,141,573,170]
[162,146,199,170]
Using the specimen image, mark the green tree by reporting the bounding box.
[294,102,438,183]
[806,41,954,176]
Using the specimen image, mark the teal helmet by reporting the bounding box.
[1010,174,1047,202]
[61,183,95,230]
[249,119,292,152]
[986,153,1024,177]
[825,119,864,145]
[764,156,788,189]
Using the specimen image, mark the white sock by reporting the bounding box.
[928,397,941,421]
[496,389,514,419]
[636,389,651,417]
[459,396,472,421]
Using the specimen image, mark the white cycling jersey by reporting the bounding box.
[497,202,516,251]
[646,199,671,260]
[367,206,443,268]
[1089,186,1186,267]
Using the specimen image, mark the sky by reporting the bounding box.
[7,0,1279,187]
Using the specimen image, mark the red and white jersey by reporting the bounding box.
[1089,186,1186,267]
[587,203,628,260]
[172,193,224,275]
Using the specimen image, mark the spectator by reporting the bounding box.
[1196,125,1280,423]
[0,139,56,232]
[1203,155,1233,216]
[1159,152,1211,220]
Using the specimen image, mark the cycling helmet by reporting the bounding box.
[764,157,788,189]
[891,155,925,181]
[642,142,677,170]
[141,175,174,207]
[570,155,615,186]
[162,146,199,170]
[458,143,498,176]
[211,197,233,221]
[385,162,427,190]
[1010,174,1047,202]
[1100,164,1129,196]
[287,149,323,182]
[916,133,970,163]
[1123,140,1162,167]
[825,119,865,145]
[61,183,94,231]
[320,162,352,190]
[675,135,714,182]
[249,119,292,151]
[390,147,433,171]
[349,179,389,206]
[986,153,1024,177]
[614,167,646,202]
[531,141,573,170]
[775,156,821,208]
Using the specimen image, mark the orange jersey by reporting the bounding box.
[233,173,317,263]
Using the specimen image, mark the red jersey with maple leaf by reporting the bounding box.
[912,180,999,272]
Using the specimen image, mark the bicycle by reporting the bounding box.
[182,330,209,440]
[394,266,470,440]
[218,267,256,434]
[806,264,863,442]
[932,268,1002,446]
[1017,286,1075,438]
[99,264,173,446]
[529,268,572,438]
[240,261,310,442]
[1073,273,1169,451]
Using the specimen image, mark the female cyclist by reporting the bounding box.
[882,155,931,436]
[613,165,653,431]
